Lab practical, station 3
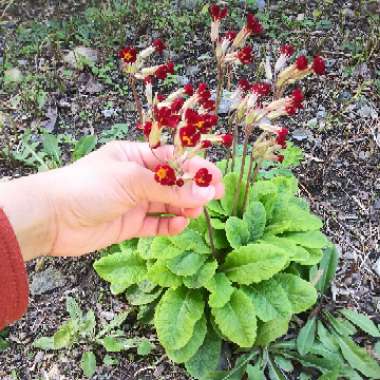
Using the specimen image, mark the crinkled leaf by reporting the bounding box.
[98,337,135,352]
[137,339,154,356]
[206,273,234,308]
[167,251,207,276]
[33,336,55,350]
[189,214,208,234]
[340,309,380,338]
[183,260,218,289]
[302,248,323,266]
[80,310,96,338]
[210,218,226,230]
[93,250,146,286]
[125,285,162,306]
[170,229,210,254]
[211,289,257,347]
[208,199,227,217]
[185,328,222,380]
[53,321,75,349]
[297,317,317,356]
[167,315,207,363]
[255,317,290,347]
[66,296,82,325]
[81,351,96,378]
[243,201,267,242]
[205,228,229,249]
[150,237,183,259]
[137,237,154,259]
[242,278,292,322]
[154,287,204,350]
[221,172,244,215]
[283,231,329,249]
[222,243,289,285]
[147,261,182,288]
[225,217,250,249]
[274,273,317,314]
[334,333,380,379]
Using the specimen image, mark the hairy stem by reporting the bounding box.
[215,62,225,114]
[242,154,261,213]
[129,75,143,124]
[204,207,217,259]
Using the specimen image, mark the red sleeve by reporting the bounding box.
[0,208,29,330]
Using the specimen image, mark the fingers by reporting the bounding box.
[137,216,189,237]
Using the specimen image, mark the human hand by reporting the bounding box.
[0,142,223,260]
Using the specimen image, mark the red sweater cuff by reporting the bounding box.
[0,208,29,330]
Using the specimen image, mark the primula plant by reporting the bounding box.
[89,3,375,379]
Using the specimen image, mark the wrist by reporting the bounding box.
[0,172,56,261]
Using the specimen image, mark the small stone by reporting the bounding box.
[186,65,200,76]
[296,13,305,21]
[358,105,378,119]
[101,109,118,118]
[307,118,318,128]
[291,128,311,142]
[4,68,23,84]
[63,46,98,70]
[30,267,66,296]
[374,258,380,278]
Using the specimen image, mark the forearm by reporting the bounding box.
[0,172,55,261]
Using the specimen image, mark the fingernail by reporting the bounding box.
[192,184,215,201]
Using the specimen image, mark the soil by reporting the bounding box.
[0,0,379,379]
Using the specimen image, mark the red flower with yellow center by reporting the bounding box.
[154,106,180,128]
[237,46,253,64]
[179,125,201,147]
[209,4,228,21]
[194,168,213,187]
[252,82,271,97]
[154,164,176,186]
[118,47,137,63]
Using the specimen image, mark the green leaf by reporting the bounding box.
[42,133,61,165]
[206,228,229,249]
[274,356,294,373]
[274,274,317,314]
[268,355,287,380]
[137,339,154,356]
[98,337,135,352]
[225,217,250,248]
[210,218,226,230]
[66,297,82,325]
[137,237,154,259]
[375,341,380,355]
[96,311,129,339]
[317,369,339,380]
[33,336,55,350]
[81,351,96,378]
[125,285,162,305]
[80,310,96,338]
[73,135,97,161]
[183,260,218,289]
[242,278,292,322]
[243,201,267,241]
[222,243,289,285]
[170,229,210,254]
[150,237,183,259]
[53,321,75,349]
[206,273,234,308]
[103,355,118,366]
[324,311,357,336]
[167,251,207,276]
[283,231,329,249]
[93,250,147,287]
[297,317,317,356]
[340,309,380,338]
[316,245,339,294]
[211,289,257,347]
[147,261,183,288]
[334,333,380,379]
[317,321,339,353]
[189,214,208,234]
[247,363,266,380]
[255,317,290,347]
[207,200,227,217]
[155,287,204,350]
[221,172,244,215]
[167,315,207,363]
[266,204,323,235]
[185,328,222,380]
[303,248,323,266]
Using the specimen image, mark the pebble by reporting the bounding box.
[374,258,380,278]
[291,128,311,142]
[30,267,66,296]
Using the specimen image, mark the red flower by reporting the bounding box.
[119,47,137,63]
[144,76,153,84]
[209,4,228,21]
[221,134,233,147]
[176,178,184,187]
[252,82,271,97]
[157,94,166,102]
[197,83,211,101]
[184,83,194,96]
[194,168,213,187]
[154,106,180,128]
[152,39,166,53]
[154,61,175,80]
[238,78,251,92]
[201,140,212,148]
[312,56,325,75]
[185,110,217,133]
[201,99,216,112]
[166,61,175,74]
[143,121,152,138]
[276,155,285,163]
[296,55,308,70]
[237,46,253,64]
[179,125,201,147]
[246,13,263,34]
[280,44,295,57]
[155,164,176,186]
[276,127,288,148]
[171,97,185,113]
[292,88,304,106]
[225,30,237,41]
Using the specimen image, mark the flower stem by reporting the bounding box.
[204,207,217,259]
[242,153,261,214]
[128,75,143,124]
[215,62,225,114]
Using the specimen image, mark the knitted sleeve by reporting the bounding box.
[0,208,29,330]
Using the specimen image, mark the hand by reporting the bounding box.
[0,142,223,261]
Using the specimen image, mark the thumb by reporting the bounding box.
[125,163,216,209]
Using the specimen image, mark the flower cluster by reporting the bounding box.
[117,3,326,187]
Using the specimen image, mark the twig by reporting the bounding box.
[204,207,217,260]
[128,75,143,124]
